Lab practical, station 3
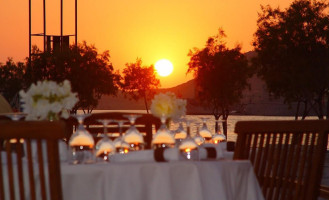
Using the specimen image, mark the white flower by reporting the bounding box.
[35,99,51,120]
[62,94,79,109]
[150,92,187,120]
[49,102,63,113]
[19,80,78,120]
[61,109,70,119]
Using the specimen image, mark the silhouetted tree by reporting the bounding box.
[253,0,329,119]
[188,29,252,136]
[121,58,160,113]
[27,41,120,113]
[0,58,25,110]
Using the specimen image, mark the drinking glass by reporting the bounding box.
[95,119,115,162]
[152,114,175,149]
[174,119,187,147]
[4,113,26,121]
[199,117,213,143]
[3,113,27,149]
[178,120,199,160]
[193,122,205,146]
[68,114,95,164]
[123,114,144,151]
[212,119,226,144]
[113,120,130,154]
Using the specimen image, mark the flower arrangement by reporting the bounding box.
[150,92,187,120]
[19,80,78,120]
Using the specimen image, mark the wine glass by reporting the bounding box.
[113,120,130,154]
[95,119,115,162]
[212,119,226,144]
[174,119,187,146]
[123,114,145,151]
[3,113,26,121]
[193,122,205,146]
[199,117,213,143]
[178,120,199,160]
[152,114,175,149]
[3,113,27,150]
[68,114,95,164]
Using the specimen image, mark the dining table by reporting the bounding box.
[60,158,264,200]
[1,141,264,200]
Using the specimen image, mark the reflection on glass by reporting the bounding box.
[212,120,226,144]
[4,113,27,145]
[113,120,130,154]
[178,120,199,160]
[95,119,115,162]
[152,114,175,149]
[174,120,187,146]
[193,123,205,146]
[124,115,144,151]
[4,113,26,121]
[199,117,213,143]
[68,114,95,164]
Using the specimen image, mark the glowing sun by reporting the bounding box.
[155,59,174,77]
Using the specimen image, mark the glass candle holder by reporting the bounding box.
[68,114,95,164]
[179,120,199,161]
[152,114,175,150]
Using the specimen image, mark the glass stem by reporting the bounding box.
[187,125,190,137]
[119,125,122,137]
[215,120,218,133]
[104,125,108,137]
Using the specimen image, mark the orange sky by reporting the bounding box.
[0,0,293,88]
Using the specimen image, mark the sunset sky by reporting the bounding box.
[0,0,294,88]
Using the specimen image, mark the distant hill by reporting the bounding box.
[244,50,257,60]
[158,79,196,99]
[96,79,196,111]
[96,51,299,116]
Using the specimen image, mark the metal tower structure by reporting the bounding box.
[29,0,78,60]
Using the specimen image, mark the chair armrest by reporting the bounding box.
[319,185,329,199]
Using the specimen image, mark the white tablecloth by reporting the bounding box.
[61,160,264,200]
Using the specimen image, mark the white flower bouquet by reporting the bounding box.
[19,80,78,120]
[150,92,187,120]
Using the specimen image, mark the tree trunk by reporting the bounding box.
[221,107,229,138]
[317,94,324,120]
[302,101,308,120]
[213,114,221,133]
[295,101,300,120]
[212,105,221,133]
[143,93,149,114]
[318,100,324,120]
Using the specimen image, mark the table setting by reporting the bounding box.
[63,91,230,164]
[2,80,264,200]
[55,91,263,200]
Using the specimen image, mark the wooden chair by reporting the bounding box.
[65,112,161,149]
[320,185,329,199]
[0,120,65,200]
[233,120,328,200]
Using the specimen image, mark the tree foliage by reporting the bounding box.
[27,41,120,113]
[0,58,25,109]
[121,58,160,113]
[253,0,329,119]
[187,29,252,135]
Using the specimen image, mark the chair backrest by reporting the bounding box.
[65,112,161,149]
[0,120,65,200]
[233,120,328,200]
